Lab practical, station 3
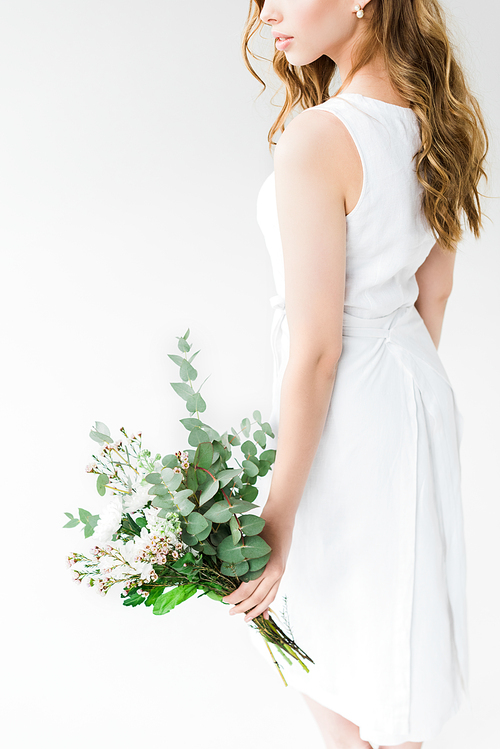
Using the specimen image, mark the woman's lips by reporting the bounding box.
[275,37,294,51]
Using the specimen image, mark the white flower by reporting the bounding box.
[93,496,124,544]
[123,479,151,513]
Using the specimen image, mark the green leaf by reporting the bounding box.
[148,484,169,496]
[180,359,197,382]
[248,551,271,571]
[240,418,251,437]
[216,535,246,563]
[252,429,267,449]
[220,560,249,578]
[215,468,241,488]
[241,535,272,559]
[206,590,225,601]
[259,449,276,464]
[136,517,147,528]
[90,429,112,445]
[193,442,213,469]
[179,417,204,430]
[171,382,195,401]
[162,454,179,468]
[152,497,177,514]
[160,469,182,491]
[96,473,108,496]
[186,392,206,414]
[145,472,162,484]
[78,508,92,524]
[253,410,262,424]
[145,586,166,607]
[242,460,259,477]
[195,522,212,542]
[173,489,195,516]
[170,552,199,573]
[199,478,220,506]
[177,337,191,354]
[168,353,186,367]
[123,591,146,607]
[238,514,266,536]
[228,499,259,514]
[63,517,80,528]
[95,421,111,436]
[241,440,257,457]
[153,584,198,615]
[238,567,266,582]
[188,427,210,447]
[198,540,216,555]
[229,514,241,544]
[240,485,259,502]
[258,460,271,476]
[186,512,209,536]
[228,430,241,447]
[186,465,198,491]
[203,501,233,523]
[261,422,275,438]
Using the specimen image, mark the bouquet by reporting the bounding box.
[64,328,314,684]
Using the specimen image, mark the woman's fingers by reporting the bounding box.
[221,578,261,605]
[229,576,280,619]
[243,581,281,622]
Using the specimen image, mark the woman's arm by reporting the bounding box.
[414,241,457,349]
[222,109,361,621]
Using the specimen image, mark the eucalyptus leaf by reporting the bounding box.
[220,560,249,578]
[96,473,108,496]
[188,427,210,446]
[248,551,272,571]
[63,517,80,528]
[242,459,259,477]
[216,535,246,563]
[180,359,197,382]
[194,442,213,469]
[145,472,162,484]
[179,417,204,430]
[95,421,111,437]
[260,449,276,464]
[203,501,233,523]
[240,418,251,437]
[253,410,262,424]
[253,429,267,449]
[186,512,209,536]
[227,500,259,514]
[241,440,257,457]
[186,392,206,413]
[239,514,266,536]
[162,454,179,468]
[199,479,220,506]
[229,514,241,545]
[171,382,195,401]
[241,535,272,559]
[261,422,275,438]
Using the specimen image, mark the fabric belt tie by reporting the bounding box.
[269,294,460,431]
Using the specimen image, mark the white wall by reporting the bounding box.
[1,1,498,747]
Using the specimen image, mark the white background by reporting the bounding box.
[1,1,498,747]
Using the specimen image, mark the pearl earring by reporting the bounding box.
[354,4,364,17]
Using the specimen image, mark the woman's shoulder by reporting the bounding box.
[274,100,357,167]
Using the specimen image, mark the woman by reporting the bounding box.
[222,1,489,747]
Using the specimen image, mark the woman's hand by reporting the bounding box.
[221,504,295,623]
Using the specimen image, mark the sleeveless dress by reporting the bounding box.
[247,93,471,747]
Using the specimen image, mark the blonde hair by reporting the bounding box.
[242,0,490,252]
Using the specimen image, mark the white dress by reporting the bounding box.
[248,93,471,747]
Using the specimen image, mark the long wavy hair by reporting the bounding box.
[242,0,490,252]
